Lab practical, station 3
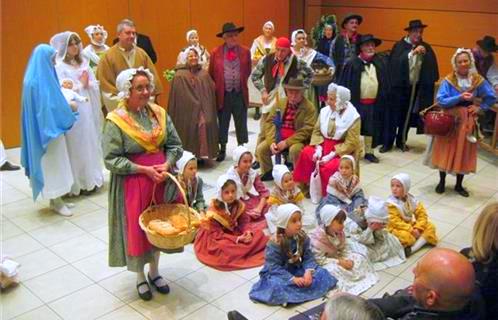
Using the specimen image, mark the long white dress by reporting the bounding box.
[55,62,104,195]
[0,140,7,167]
[41,135,74,199]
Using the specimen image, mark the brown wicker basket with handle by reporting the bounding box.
[139,172,201,251]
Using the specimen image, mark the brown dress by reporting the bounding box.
[168,65,219,158]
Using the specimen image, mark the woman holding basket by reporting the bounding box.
[430,48,495,197]
[103,67,183,300]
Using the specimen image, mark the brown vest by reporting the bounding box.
[263,53,299,92]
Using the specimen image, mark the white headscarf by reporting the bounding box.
[319,204,342,227]
[387,173,418,221]
[226,146,258,200]
[215,174,234,201]
[175,151,196,175]
[50,31,86,65]
[263,21,275,30]
[272,164,290,189]
[276,203,302,229]
[291,29,306,46]
[451,48,477,73]
[340,155,356,171]
[178,46,201,65]
[84,25,108,46]
[327,82,338,94]
[186,29,198,42]
[115,67,155,100]
[320,85,360,140]
[365,196,388,223]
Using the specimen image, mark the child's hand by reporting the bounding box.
[339,258,354,270]
[369,222,383,231]
[243,231,253,242]
[292,276,306,287]
[411,228,421,239]
[303,270,313,287]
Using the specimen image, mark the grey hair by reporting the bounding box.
[117,19,135,33]
[323,293,384,320]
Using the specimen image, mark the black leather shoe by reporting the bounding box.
[260,171,274,181]
[379,145,392,153]
[364,153,379,163]
[137,281,153,301]
[0,161,21,171]
[396,143,410,152]
[227,310,249,320]
[216,151,226,162]
[253,108,262,120]
[251,161,260,170]
[148,274,170,294]
[404,246,412,258]
[455,186,469,197]
[435,182,445,194]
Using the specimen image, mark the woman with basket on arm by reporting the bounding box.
[429,48,495,197]
[102,67,183,301]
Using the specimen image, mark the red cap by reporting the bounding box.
[276,37,291,49]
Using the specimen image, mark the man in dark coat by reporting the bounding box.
[339,34,390,163]
[331,13,363,81]
[382,19,439,152]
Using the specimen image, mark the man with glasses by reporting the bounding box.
[97,19,162,111]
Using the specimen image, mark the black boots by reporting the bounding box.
[216,144,226,162]
[435,171,446,194]
[436,171,469,197]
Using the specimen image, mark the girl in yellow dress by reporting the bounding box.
[386,173,437,256]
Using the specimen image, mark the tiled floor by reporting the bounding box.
[1,112,497,320]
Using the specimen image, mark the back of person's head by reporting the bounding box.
[413,248,475,312]
[321,293,384,320]
[472,201,498,263]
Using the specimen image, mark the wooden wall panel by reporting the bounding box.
[1,0,290,147]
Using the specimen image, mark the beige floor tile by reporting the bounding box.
[29,220,85,247]
[360,271,395,299]
[72,251,126,282]
[1,233,43,258]
[9,209,65,232]
[91,226,109,243]
[23,265,93,303]
[129,283,207,320]
[15,248,67,281]
[212,282,278,320]
[175,267,247,302]
[69,208,108,232]
[48,285,123,320]
[1,187,29,205]
[232,266,262,281]
[13,305,62,320]
[427,203,472,226]
[1,198,46,219]
[98,271,139,303]
[156,251,205,281]
[430,218,456,240]
[1,284,44,320]
[180,304,228,320]
[442,226,473,248]
[1,220,25,240]
[264,307,301,320]
[49,233,106,263]
[97,306,147,320]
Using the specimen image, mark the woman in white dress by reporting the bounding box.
[50,31,104,195]
[82,24,110,74]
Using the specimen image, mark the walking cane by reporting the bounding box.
[401,52,423,152]
[273,108,283,164]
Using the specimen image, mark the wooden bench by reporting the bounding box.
[479,104,498,156]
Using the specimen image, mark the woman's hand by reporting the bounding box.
[138,166,164,184]
[270,143,279,155]
[312,146,323,161]
[319,152,335,165]
[461,92,473,102]
[79,71,89,89]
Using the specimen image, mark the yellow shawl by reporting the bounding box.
[205,200,245,231]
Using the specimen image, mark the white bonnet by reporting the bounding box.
[365,196,388,223]
[215,174,236,201]
[263,21,275,30]
[176,151,196,175]
[272,164,291,188]
[335,85,351,111]
[340,155,356,170]
[276,203,302,229]
[327,82,338,94]
[291,29,307,46]
[84,25,108,42]
[186,29,198,42]
[232,145,252,165]
[319,204,343,227]
[391,173,411,194]
[115,67,155,100]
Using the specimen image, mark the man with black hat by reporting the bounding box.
[331,13,363,81]
[383,19,439,152]
[339,34,391,163]
[209,22,252,162]
[472,35,498,136]
[250,37,313,170]
[256,77,316,180]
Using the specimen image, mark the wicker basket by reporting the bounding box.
[139,172,201,251]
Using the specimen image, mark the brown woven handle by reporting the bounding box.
[149,172,192,228]
[419,103,440,117]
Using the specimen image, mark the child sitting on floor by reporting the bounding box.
[351,196,406,271]
[311,204,378,295]
[317,155,368,229]
[226,146,270,229]
[387,173,438,257]
[194,175,268,271]
[164,151,206,215]
[249,203,336,306]
[266,164,316,234]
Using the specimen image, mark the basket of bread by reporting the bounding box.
[311,61,335,86]
[139,172,201,251]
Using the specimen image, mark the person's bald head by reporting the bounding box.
[411,248,475,311]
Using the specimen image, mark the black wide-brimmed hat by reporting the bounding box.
[341,13,363,28]
[283,78,306,90]
[404,19,428,31]
[476,35,497,53]
[216,22,245,38]
[358,34,382,47]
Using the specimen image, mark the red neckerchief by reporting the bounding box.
[341,30,358,43]
[226,46,237,61]
[272,60,285,78]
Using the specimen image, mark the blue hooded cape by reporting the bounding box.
[20,44,77,200]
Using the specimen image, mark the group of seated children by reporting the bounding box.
[167,147,439,307]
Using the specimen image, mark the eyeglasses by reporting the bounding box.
[132,85,153,93]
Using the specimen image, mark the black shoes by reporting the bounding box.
[260,171,274,181]
[148,273,170,294]
[435,182,445,194]
[227,310,249,320]
[379,145,392,153]
[251,161,260,170]
[364,153,379,163]
[0,161,20,171]
[136,281,152,301]
[216,150,226,162]
[396,143,410,152]
[455,186,469,197]
[253,107,262,120]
